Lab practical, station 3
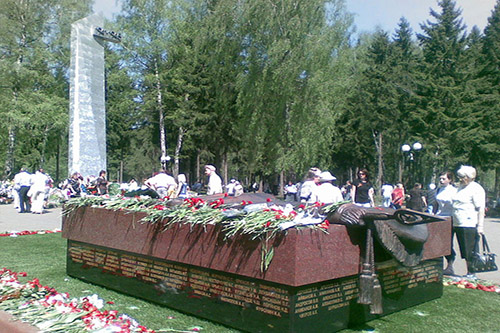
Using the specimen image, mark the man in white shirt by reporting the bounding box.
[313,171,343,204]
[205,165,223,195]
[14,168,32,213]
[381,183,394,208]
[145,170,177,199]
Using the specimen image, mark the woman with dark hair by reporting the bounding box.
[96,170,109,195]
[351,168,374,207]
[437,171,458,276]
[436,171,457,216]
[407,183,427,212]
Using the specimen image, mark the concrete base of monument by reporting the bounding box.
[63,205,449,332]
[67,240,443,332]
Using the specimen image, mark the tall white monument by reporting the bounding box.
[69,14,107,178]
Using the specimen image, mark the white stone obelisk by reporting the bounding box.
[69,14,106,179]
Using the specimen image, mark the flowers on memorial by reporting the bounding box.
[443,277,500,293]
[65,195,348,271]
[0,229,61,237]
[0,268,205,332]
[65,196,335,237]
[0,268,157,332]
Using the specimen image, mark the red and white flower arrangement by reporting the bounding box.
[0,268,201,332]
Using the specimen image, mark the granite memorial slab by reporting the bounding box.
[62,205,451,332]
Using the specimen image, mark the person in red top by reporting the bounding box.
[391,182,405,209]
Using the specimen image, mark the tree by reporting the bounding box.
[0,0,92,179]
[478,0,500,195]
[236,0,353,192]
[417,0,469,174]
[114,0,173,174]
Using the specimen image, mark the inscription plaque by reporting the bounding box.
[67,240,443,332]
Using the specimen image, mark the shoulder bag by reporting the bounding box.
[470,234,498,273]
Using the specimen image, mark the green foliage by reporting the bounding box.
[0,0,499,195]
[0,0,92,179]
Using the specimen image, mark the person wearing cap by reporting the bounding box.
[234,181,244,196]
[450,165,486,279]
[299,167,321,204]
[312,171,343,204]
[225,178,237,196]
[205,165,223,195]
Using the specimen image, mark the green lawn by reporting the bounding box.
[1,234,499,332]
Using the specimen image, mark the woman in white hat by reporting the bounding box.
[205,165,223,195]
[299,167,321,203]
[313,171,343,204]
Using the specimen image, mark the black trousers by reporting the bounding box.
[446,226,478,262]
[18,186,31,213]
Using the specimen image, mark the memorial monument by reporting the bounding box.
[69,14,120,178]
[62,194,451,332]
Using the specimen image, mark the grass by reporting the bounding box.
[1,234,500,332]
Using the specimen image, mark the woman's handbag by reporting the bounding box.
[470,234,498,273]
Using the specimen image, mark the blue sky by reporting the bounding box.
[93,0,497,34]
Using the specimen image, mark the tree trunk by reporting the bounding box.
[119,161,124,183]
[56,137,60,182]
[39,125,50,168]
[222,153,228,185]
[373,130,383,190]
[196,150,201,183]
[5,125,16,178]
[174,127,185,178]
[279,170,285,198]
[155,60,167,165]
[398,158,403,183]
[495,166,500,203]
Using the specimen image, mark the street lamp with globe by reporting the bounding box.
[401,142,423,185]
[160,155,171,170]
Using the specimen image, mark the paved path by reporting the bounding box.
[1,203,500,283]
[0,204,62,232]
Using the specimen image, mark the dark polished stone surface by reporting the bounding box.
[67,240,442,332]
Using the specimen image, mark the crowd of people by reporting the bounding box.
[1,162,490,279]
[284,165,487,279]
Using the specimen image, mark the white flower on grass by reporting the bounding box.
[81,294,104,309]
[120,314,139,327]
[47,293,67,304]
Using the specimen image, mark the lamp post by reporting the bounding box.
[401,142,423,186]
[160,155,171,171]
